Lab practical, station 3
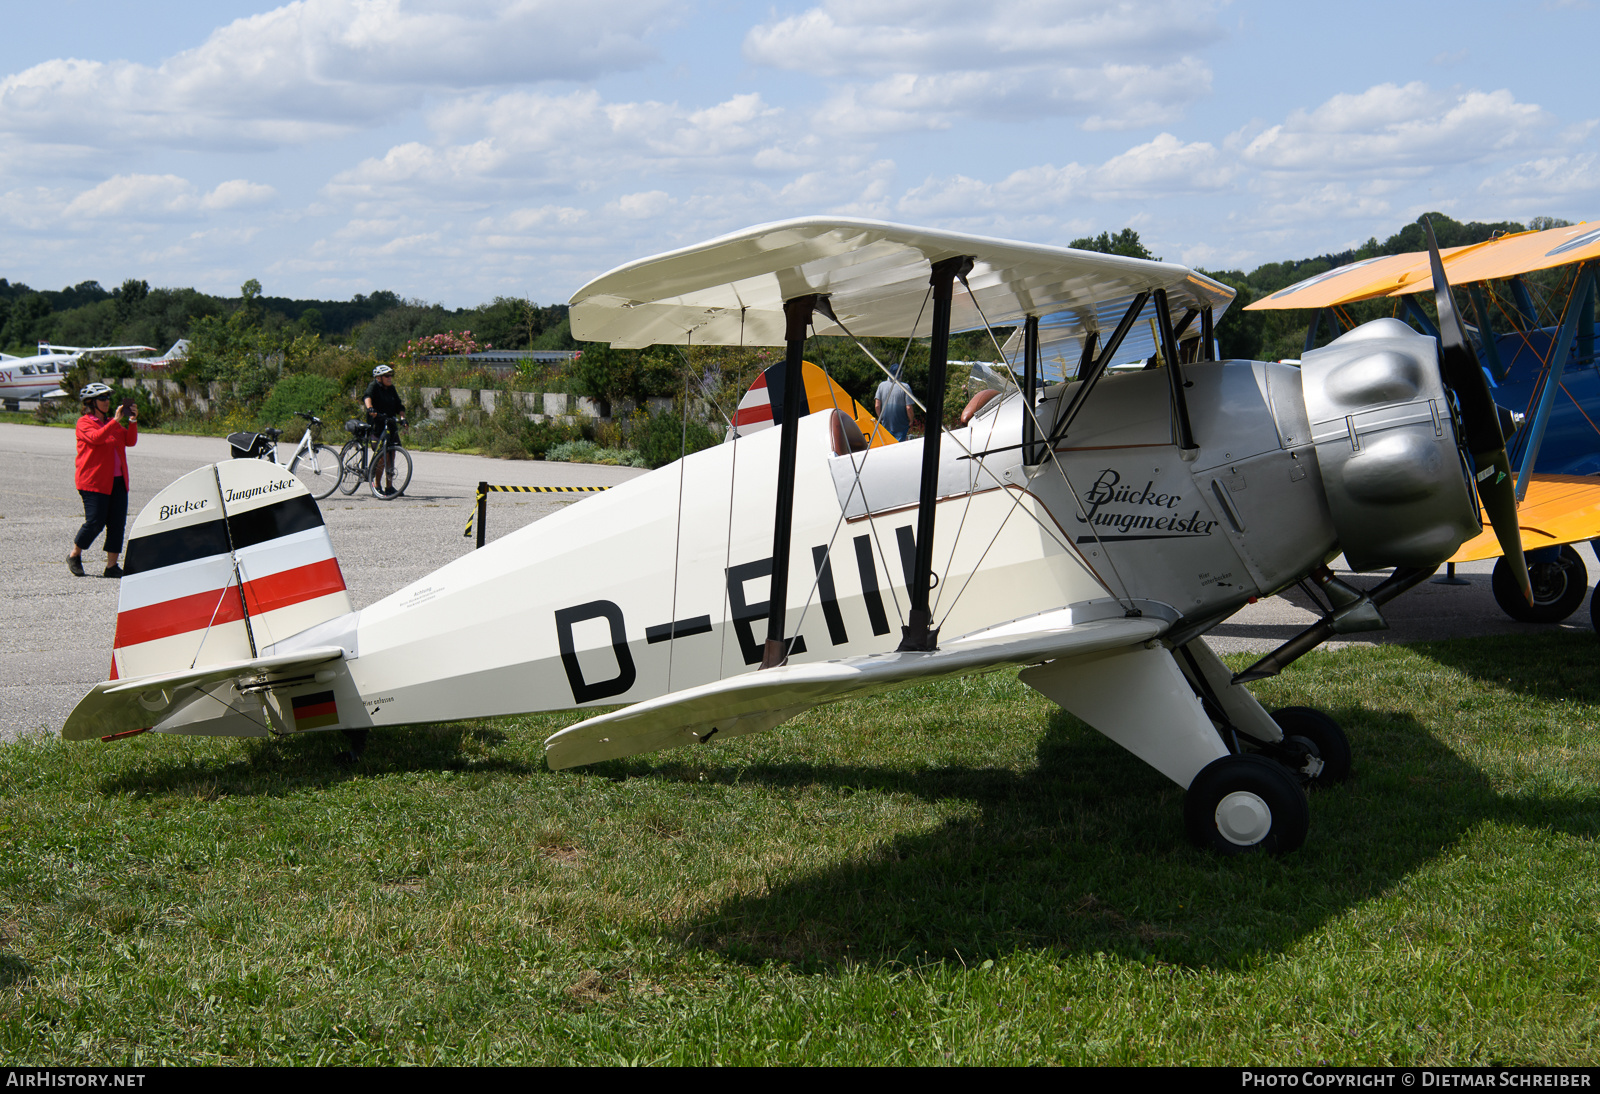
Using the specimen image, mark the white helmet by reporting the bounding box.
[80,382,114,401]
[373,364,394,377]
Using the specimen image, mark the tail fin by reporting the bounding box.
[113,459,351,681]
[727,359,891,446]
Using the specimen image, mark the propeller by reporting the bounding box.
[1423,218,1532,604]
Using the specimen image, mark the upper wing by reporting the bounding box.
[543,610,1166,769]
[1243,248,1481,312]
[569,216,1233,349]
[1245,222,1600,311]
[63,647,346,740]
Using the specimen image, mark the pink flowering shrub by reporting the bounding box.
[400,330,491,359]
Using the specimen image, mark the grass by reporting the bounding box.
[2,634,1598,1065]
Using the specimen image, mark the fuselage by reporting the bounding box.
[0,356,70,401]
[270,359,1339,733]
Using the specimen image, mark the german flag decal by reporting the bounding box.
[291,691,340,731]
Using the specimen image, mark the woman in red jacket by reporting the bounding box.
[68,382,137,578]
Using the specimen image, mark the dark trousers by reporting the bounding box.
[75,477,128,555]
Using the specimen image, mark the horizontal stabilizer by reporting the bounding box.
[543,611,1165,769]
[64,647,346,740]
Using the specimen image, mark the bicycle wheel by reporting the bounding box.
[290,444,340,500]
[338,440,364,495]
[370,445,412,499]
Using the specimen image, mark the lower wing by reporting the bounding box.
[543,609,1166,769]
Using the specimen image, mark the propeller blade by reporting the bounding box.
[1424,218,1531,604]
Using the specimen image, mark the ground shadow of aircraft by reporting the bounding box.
[94,722,534,800]
[680,701,1598,973]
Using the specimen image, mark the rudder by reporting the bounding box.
[113,460,351,681]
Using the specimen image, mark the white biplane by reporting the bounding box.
[0,341,156,406]
[63,217,1530,857]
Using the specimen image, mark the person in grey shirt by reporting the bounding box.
[874,367,915,441]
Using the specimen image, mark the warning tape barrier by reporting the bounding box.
[465,481,611,544]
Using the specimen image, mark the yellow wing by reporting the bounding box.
[1449,474,1600,562]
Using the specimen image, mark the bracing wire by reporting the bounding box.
[665,329,693,692]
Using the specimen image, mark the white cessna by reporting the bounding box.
[0,342,156,406]
[64,217,1528,856]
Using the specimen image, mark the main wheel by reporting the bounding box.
[1590,578,1599,635]
[338,440,364,495]
[289,444,340,499]
[1184,754,1309,856]
[1270,706,1351,786]
[370,446,412,499]
[1493,545,1587,623]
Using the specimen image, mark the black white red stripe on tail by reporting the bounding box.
[113,460,351,681]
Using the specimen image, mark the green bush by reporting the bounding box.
[259,373,350,428]
[546,439,647,467]
[633,408,720,468]
[569,343,680,415]
[518,416,584,459]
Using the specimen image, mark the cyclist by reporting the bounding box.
[364,364,407,497]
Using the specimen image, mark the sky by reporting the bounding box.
[2,0,1595,309]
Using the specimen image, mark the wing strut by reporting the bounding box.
[760,293,824,669]
[1510,261,1597,500]
[1021,314,1042,465]
[898,255,974,652]
[1153,288,1199,458]
[1045,290,1148,450]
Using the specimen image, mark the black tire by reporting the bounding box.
[289,444,340,500]
[338,440,364,495]
[1271,706,1351,786]
[1493,545,1587,623]
[1184,754,1309,856]
[1590,579,1599,635]
[370,446,412,499]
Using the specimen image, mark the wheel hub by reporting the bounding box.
[1215,791,1273,846]
[1530,562,1569,603]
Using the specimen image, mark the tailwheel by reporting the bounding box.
[1492,545,1586,624]
[1270,706,1351,787]
[1184,755,1309,856]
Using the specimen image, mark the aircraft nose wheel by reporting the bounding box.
[1492,545,1586,624]
[1270,706,1351,786]
[1184,755,1309,856]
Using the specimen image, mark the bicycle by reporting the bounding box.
[227,412,340,500]
[338,413,413,499]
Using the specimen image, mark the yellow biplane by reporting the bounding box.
[1249,220,1600,627]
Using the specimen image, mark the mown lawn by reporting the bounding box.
[2,633,1597,1065]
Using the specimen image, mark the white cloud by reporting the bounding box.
[813,58,1210,135]
[745,0,1222,76]
[1254,182,1394,228]
[609,190,673,219]
[746,0,1221,132]
[62,174,200,219]
[329,90,788,209]
[1479,152,1600,200]
[201,179,277,210]
[1241,83,1550,175]
[897,133,1231,217]
[1094,133,1234,196]
[0,0,673,152]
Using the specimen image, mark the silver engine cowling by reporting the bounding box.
[1300,318,1481,572]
